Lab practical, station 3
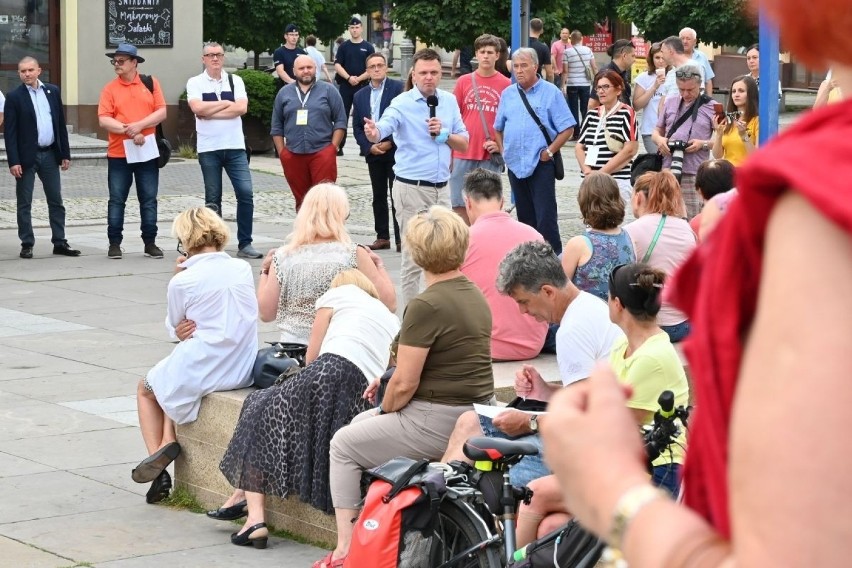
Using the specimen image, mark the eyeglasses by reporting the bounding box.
[203,53,225,59]
[595,84,613,91]
[176,240,186,257]
[110,58,130,66]
[675,71,702,80]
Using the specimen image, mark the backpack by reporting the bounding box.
[139,74,172,168]
[344,457,446,568]
[509,519,604,568]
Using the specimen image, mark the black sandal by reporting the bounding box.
[146,470,172,504]
[132,442,181,483]
[207,500,248,521]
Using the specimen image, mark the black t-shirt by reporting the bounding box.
[334,40,376,84]
[273,45,307,81]
[590,61,632,104]
[529,37,551,76]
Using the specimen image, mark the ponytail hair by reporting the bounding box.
[608,262,666,321]
[633,171,684,216]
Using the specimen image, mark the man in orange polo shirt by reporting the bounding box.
[98,43,167,259]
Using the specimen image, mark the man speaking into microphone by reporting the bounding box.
[364,48,468,306]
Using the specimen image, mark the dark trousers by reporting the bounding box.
[198,149,255,249]
[367,159,399,243]
[107,157,159,245]
[566,86,591,132]
[508,160,562,255]
[338,82,367,151]
[16,148,67,247]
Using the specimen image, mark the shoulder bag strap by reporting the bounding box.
[641,214,667,263]
[517,85,554,146]
[665,96,701,139]
[470,73,493,141]
[139,74,165,142]
[573,45,592,75]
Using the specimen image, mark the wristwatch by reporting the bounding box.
[701,141,709,150]
[545,148,554,159]
[529,415,539,433]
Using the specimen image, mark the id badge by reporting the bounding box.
[296,109,308,125]
[584,145,600,166]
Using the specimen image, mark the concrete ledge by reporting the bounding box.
[173,354,559,547]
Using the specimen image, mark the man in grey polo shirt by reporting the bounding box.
[271,55,346,209]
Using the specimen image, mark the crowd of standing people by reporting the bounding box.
[8,6,850,567]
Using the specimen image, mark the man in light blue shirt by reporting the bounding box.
[364,48,468,305]
[680,28,715,95]
[495,48,574,255]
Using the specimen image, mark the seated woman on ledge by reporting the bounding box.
[132,207,257,504]
[209,269,400,549]
[257,183,396,346]
[315,206,495,568]
[515,262,688,548]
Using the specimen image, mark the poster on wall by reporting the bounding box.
[106,0,173,48]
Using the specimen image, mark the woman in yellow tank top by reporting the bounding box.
[711,75,759,166]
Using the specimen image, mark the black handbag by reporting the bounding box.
[517,85,565,180]
[252,342,307,389]
[139,74,172,168]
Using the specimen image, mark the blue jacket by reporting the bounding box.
[4,82,71,169]
[352,78,403,163]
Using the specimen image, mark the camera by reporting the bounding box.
[725,111,741,124]
[667,140,689,182]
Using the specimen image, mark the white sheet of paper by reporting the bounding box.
[473,403,546,419]
[123,134,159,164]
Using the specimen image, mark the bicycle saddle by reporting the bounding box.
[462,436,539,462]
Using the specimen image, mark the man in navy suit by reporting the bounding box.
[4,56,79,259]
[352,52,403,251]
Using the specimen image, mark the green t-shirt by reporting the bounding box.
[395,276,494,405]
[609,332,689,466]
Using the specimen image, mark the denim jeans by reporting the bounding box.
[508,160,562,255]
[652,463,682,498]
[565,85,591,129]
[479,415,548,488]
[16,149,66,247]
[198,149,254,249]
[661,321,691,343]
[107,157,159,245]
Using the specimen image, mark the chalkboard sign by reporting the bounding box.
[106,0,173,48]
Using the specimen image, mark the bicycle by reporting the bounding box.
[428,390,691,568]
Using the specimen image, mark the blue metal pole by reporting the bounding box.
[511,0,520,79]
[758,11,780,144]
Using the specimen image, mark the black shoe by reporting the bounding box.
[231,522,269,549]
[20,246,33,259]
[146,470,172,504]
[108,243,123,259]
[53,243,81,256]
[396,242,401,253]
[336,148,344,156]
[144,242,164,259]
[131,441,181,483]
[207,500,248,521]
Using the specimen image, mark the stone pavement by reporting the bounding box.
[0,82,811,567]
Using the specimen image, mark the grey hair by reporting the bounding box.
[679,27,697,39]
[496,241,567,295]
[512,47,539,67]
[203,41,223,52]
[675,63,703,84]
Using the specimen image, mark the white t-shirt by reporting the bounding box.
[185,70,247,153]
[305,46,327,80]
[634,73,666,136]
[315,285,400,382]
[662,65,705,99]
[556,291,625,385]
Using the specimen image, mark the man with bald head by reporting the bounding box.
[271,54,347,208]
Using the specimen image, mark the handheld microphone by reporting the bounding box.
[426,95,439,137]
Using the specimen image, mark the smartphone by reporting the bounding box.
[713,102,725,120]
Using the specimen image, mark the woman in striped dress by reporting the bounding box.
[575,69,639,207]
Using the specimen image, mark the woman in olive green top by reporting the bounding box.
[318,206,494,568]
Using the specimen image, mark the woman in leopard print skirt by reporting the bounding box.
[212,270,400,549]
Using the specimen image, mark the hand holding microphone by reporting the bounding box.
[426,95,439,137]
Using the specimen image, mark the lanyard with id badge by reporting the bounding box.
[296,86,312,126]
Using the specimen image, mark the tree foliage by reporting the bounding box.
[389,0,616,52]
[617,0,757,47]
[203,0,376,67]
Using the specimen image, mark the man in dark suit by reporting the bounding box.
[352,52,403,251]
[4,56,79,259]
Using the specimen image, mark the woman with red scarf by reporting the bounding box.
[538,1,852,565]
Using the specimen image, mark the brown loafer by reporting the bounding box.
[368,239,391,250]
[396,242,401,252]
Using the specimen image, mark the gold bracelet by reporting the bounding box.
[608,484,668,551]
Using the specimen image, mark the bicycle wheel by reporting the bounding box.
[430,498,503,568]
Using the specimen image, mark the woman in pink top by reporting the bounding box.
[623,171,696,342]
